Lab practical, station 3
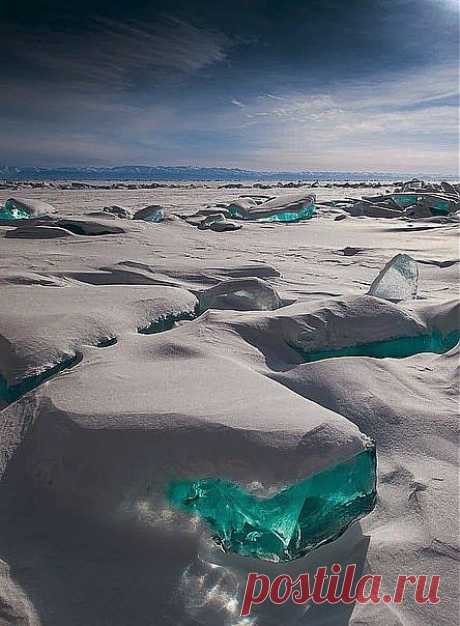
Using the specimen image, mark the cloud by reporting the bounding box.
[3,16,232,93]
[2,61,457,172]
[0,1,458,172]
[199,63,459,172]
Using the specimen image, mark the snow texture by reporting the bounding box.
[0,183,458,626]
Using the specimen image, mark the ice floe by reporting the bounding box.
[0,197,57,220]
[228,192,316,222]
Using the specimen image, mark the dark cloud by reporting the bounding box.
[2,15,232,89]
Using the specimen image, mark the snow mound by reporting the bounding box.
[0,284,198,387]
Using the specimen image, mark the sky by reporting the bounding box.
[1,0,459,173]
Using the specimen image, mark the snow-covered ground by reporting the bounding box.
[0,184,458,626]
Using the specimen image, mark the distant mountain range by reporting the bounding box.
[0,165,454,182]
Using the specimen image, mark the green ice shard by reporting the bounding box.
[389,194,452,214]
[0,204,30,220]
[296,329,460,363]
[227,201,315,223]
[168,444,376,562]
[390,193,420,207]
[256,203,316,223]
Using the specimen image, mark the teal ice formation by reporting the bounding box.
[227,193,316,223]
[294,329,460,363]
[0,199,31,220]
[168,444,377,562]
[0,197,57,220]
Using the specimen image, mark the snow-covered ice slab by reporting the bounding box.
[0,289,375,565]
[364,192,460,214]
[7,291,457,563]
[228,192,316,222]
[198,277,282,311]
[102,205,134,219]
[1,215,138,237]
[4,292,457,563]
[1,332,371,494]
[194,295,459,369]
[196,213,227,229]
[133,205,165,222]
[0,284,198,390]
[0,197,57,220]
